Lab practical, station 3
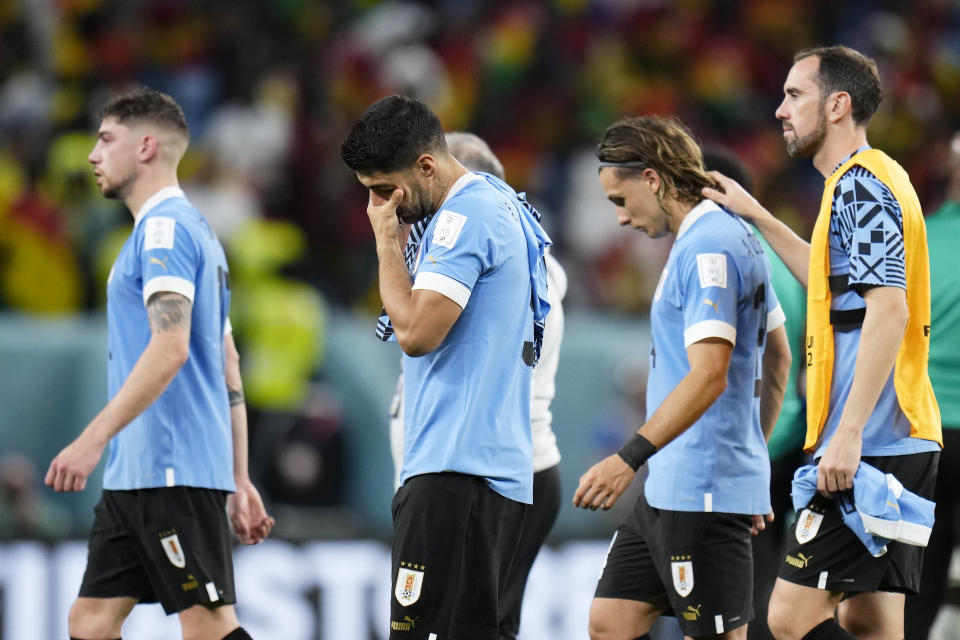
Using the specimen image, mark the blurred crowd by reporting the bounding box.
[2,0,960,536]
[2,0,959,317]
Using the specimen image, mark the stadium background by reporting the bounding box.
[0,0,959,637]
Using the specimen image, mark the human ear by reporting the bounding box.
[417,154,437,178]
[139,134,159,162]
[643,168,661,193]
[827,91,851,123]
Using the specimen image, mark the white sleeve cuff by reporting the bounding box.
[684,320,737,347]
[767,304,787,332]
[412,272,471,309]
[224,317,233,335]
[142,276,196,306]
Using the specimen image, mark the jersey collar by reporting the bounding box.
[133,186,187,227]
[675,199,721,241]
[831,145,872,175]
[437,172,483,210]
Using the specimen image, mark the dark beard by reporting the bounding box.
[785,112,827,158]
[399,181,445,223]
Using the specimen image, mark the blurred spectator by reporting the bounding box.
[0,1,956,315]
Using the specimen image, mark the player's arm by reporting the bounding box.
[223,331,275,544]
[573,338,733,511]
[703,172,810,286]
[368,188,463,356]
[760,324,791,442]
[45,292,192,492]
[817,285,907,494]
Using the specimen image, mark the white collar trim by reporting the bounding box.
[134,186,186,227]
[438,172,482,210]
[675,199,722,240]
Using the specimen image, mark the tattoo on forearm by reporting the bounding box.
[147,293,192,332]
[228,387,245,406]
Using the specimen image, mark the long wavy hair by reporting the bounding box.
[596,115,717,205]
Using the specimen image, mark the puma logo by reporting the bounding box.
[682,604,702,620]
[150,256,168,271]
[786,552,813,568]
[390,616,419,631]
[703,298,719,313]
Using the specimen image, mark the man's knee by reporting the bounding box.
[767,602,799,640]
[587,598,652,640]
[587,614,615,640]
[68,598,130,640]
[179,603,241,640]
[587,619,648,640]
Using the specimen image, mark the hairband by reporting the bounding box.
[597,160,647,168]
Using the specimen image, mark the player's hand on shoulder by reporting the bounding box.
[701,171,767,223]
[573,454,635,511]
[228,479,275,545]
[44,431,107,492]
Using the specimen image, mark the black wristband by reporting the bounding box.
[617,433,657,471]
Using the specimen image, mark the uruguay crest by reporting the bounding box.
[395,566,424,607]
[160,533,186,569]
[795,508,824,544]
[671,560,694,597]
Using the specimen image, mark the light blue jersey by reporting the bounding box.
[104,187,235,491]
[645,200,785,515]
[400,173,537,504]
[818,153,940,458]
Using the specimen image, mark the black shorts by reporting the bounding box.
[390,472,526,640]
[595,493,754,637]
[79,487,236,615]
[778,452,939,596]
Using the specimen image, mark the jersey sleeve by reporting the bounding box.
[678,246,741,348]
[139,215,201,306]
[763,256,787,332]
[832,167,906,290]
[411,204,497,309]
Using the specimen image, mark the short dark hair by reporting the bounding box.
[795,46,882,126]
[702,146,753,195]
[340,95,447,174]
[99,87,189,139]
[596,115,715,204]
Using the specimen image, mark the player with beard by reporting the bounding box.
[704,46,942,640]
[341,95,551,639]
[385,131,566,640]
[46,87,273,640]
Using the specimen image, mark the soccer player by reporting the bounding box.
[704,46,942,640]
[45,88,273,640]
[903,130,960,640]
[703,148,808,640]
[340,96,551,639]
[386,131,566,640]
[574,115,792,640]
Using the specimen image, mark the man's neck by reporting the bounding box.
[125,173,180,220]
[432,161,469,212]
[666,198,697,235]
[812,127,870,178]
